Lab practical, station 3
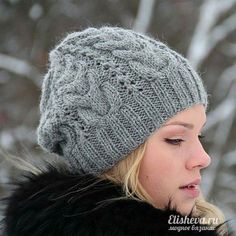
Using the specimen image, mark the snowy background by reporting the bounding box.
[0,0,236,232]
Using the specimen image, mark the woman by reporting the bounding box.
[4,26,229,235]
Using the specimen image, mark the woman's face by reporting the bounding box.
[138,104,211,215]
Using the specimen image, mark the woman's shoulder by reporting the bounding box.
[2,167,227,236]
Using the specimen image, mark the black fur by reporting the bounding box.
[3,167,228,235]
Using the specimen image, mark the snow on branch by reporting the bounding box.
[204,97,236,131]
[133,0,155,33]
[214,62,236,100]
[0,53,42,87]
[210,13,236,52]
[203,62,236,130]
[187,0,236,69]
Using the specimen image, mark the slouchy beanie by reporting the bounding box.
[37,26,208,175]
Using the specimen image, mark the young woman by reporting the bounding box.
[4,26,229,235]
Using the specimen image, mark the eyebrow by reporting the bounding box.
[163,121,206,130]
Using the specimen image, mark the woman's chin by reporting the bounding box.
[176,201,196,216]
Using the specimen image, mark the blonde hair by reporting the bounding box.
[100,141,227,235]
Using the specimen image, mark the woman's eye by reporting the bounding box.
[198,135,205,140]
[198,134,206,144]
[164,135,205,146]
[164,138,185,146]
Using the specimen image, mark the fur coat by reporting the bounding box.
[3,167,228,236]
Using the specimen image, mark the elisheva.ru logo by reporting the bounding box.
[168,215,219,232]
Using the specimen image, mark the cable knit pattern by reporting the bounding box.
[37,26,208,175]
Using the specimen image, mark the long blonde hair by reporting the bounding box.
[100,141,227,235]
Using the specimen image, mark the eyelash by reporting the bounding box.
[165,135,205,146]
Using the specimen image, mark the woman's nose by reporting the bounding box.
[186,142,211,170]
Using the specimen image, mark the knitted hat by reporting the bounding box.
[37,26,208,175]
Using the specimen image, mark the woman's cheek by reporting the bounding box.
[163,140,189,159]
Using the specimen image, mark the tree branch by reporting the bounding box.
[187,0,236,69]
[133,0,156,33]
[0,53,42,87]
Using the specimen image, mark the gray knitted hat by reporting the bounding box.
[37,26,208,175]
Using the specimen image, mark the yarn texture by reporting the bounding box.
[37,26,208,175]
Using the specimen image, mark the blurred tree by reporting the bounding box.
[0,0,235,230]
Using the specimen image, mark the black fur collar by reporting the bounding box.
[3,167,227,235]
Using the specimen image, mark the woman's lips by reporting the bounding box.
[179,185,200,198]
[179,179,201,198]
